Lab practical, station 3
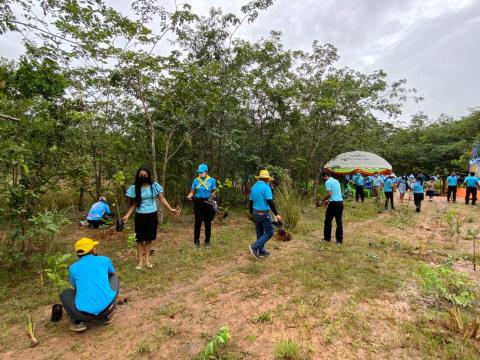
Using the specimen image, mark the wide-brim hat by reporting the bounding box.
[255,169,273,180]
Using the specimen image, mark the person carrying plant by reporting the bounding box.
[60,238,119,333]
[464,171,479,206]
[122,168,178,270]
[446,171,459,203]
[248,169,282,258]
[412,176,425,212]
[186,163,217,248]
[383,174,396,211]
[86,196,113,228]
[352,170,365,203]
[320,170,344,244]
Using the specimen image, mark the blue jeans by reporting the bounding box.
[252,213,274,253]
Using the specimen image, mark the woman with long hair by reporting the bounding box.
[122,168,177,269]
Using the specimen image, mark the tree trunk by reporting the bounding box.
[313,162,325,198]
[147,115,158,181]
[79,187,85,212]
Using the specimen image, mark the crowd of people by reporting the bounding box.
[65,166,478,332]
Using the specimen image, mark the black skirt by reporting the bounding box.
[135,211,158,242]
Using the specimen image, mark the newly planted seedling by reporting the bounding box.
[25,315,39,347]
[196,326,231,360]
[466,228,478,271]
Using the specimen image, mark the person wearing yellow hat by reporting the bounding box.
[60,238,119,332]
[186,163,217,248]
[248,169,282,258]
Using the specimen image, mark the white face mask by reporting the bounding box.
[199,172,207,178]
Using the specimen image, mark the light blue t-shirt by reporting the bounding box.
[325,177,343,202]
[353,174,365,186]
[412,182,424,194]
[87,201,112,221]
[250,180,273,211]
[69,255,116,315]
[126,182,163,214]
[447,176,458,186]
[383,178,395,192]
[373,176,383,187]
[464,176,479,187]
[191,176,217,199]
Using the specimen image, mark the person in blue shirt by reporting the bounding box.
[86,196,112,228]
[372,173,384,200]
[352,171,365,203]
[464,172,479,206]
[60,238,119,333]
[412,177,425,212]
[446,172,458,203]
[383,174,396,211]
[187,163,217,248]
[320,170,344,244]
[122,168,178,270]
[248,169,282,258]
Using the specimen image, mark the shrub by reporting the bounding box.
[415,263,476,308]
[276,175,302,231]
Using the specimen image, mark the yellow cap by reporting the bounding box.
[255,169,273,180]
[75,238,99,255]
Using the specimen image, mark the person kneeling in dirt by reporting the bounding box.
[86,196,113,228]
[60,238,119,332]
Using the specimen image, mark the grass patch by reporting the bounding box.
[273,339,302,360]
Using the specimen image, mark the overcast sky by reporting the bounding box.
[1,0,479,123]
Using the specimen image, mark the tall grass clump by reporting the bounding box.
[276,175,303,231]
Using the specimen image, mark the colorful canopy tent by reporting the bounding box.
[324,151,392,176]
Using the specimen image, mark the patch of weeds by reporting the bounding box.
[162,324,179,337]
[367,252,381,262]
[154,303,187,319]
[415,263,476,308]
[245,334,257,343]
[253,311,273,324]
[243,287,263,299]
[135,338,151,355]
[238,262,265,276]
[385,206,414,229]
[273,339,302,360]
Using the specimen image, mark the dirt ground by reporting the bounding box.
[1,193,479,359]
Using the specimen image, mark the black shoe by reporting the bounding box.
[194,242,200,249]
[259,251,270,257]
[248,245,260,258]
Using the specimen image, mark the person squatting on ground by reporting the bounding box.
[383,174,396,211]
[187,163,217,248]
[464,172,479,206]
[447,172,458,203]
[352,171,365,203]
[248,170,282,258]
[123,168,177,270]
[60,238,119,333]
[86,196,113,228]
[412,176,425,213]
[321,170,344,244]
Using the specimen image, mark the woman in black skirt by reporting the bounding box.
[123,168,177,269]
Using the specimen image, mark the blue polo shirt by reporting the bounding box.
[447,176,458,186]
[373,176,383,187]
[353,174,365,186]
[250,180,273,211]
[191,176,217,199]
[412,182,424,193]
[383,178,395,192]
[68,255,116,315]
[325,177,343,202]
[126,182,163,214]
[464,176,479,187]
[87,201,112,221]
